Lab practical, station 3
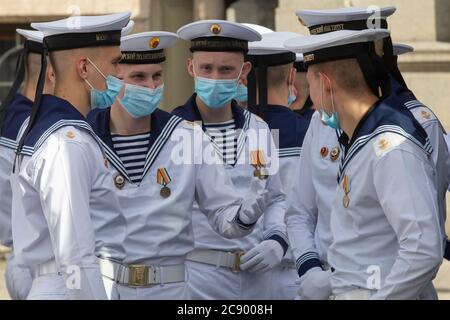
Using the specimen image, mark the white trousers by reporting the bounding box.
[270,265,298,300]
[27,274,68,300]
[186,260,271,300]
[5,253,32,300]
[102,277,189,300]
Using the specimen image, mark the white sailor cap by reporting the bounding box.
[121,20,135,37]
[242,23,274,36]
[177,20,261,53]
[296,7,396,35]
[16,29,44,53]
[247,32,298,70]
[294,53,307,72]
[285,29,390,66]
[31,12,131,52]
[393,43,414,56]
[248,32,298,55]
[120,31,179,64]
[16,29,44,44]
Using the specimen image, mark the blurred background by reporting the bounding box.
[0,0,449,299]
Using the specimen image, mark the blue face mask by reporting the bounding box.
[120,83,164,118]
[319,74,340,130]
[321,110,340,130]
[194,63,243,109]
[235,83,248,103]
[85,58,123,109]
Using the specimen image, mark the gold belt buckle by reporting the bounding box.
[232,251,245,273]
[128,265,150,287]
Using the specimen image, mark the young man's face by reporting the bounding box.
[117,63,164,89]
[86,46,122,91]
[187,51,250,81]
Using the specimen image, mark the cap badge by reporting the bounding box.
[149,37,160,49]
[210,24,222,35]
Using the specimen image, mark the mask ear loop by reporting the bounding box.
[320,73,325,115]
[320,73,336,116]
[86,57,107,80]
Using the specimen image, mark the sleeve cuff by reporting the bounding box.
[296,252,323,278]
[232,211,257,230]
[264,231,289,256]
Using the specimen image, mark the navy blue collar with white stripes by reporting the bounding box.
[1,93,33,141]
[88,107,182,183]
[337,98,432,183]
[20,95,97,156]
[261,104,309,158]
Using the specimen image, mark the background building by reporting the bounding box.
[0,0,449,299]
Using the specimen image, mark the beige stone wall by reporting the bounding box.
[0,0,145,22]
[275,0,450,130]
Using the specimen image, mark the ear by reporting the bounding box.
[77,57,89,81]
[241,61,252,81]
[320,72,332,93]
[287,67,296,87]
[46,62,56,85]
[186,57,194,77]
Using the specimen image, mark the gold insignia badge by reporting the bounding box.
[320,147,329,159]
[378,138,389,151]
[114,174,126,190]
[66,131,75,139]
[210,24,222,35]
[149,37,160,49]
[103,156,109,168]
[421,110,431,120]
[251,150,269,180]
[342,175,350,208]
[330,147,340,162]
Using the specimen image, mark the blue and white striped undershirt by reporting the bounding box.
[204,119,238,165]
[111,132,150,184]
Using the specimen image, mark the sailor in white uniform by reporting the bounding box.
[286,28,442,300]
[245,28,310,300]
[0,29,54,300]
[173,20,287,300]
[296,5,449,255]
[87,31,267,300]
[286,6,448,300]
[10,13,134,300]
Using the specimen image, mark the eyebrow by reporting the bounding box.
[129,71,147,77]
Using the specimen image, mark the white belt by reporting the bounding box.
[30,260,59,279]
[99,259,185,287]
[186,249,245,272]
[332,289,373,300]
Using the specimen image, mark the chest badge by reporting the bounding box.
[157,167,172,198]
[114,173,126,190]
[330,147,340,162]
[320,147,329,159]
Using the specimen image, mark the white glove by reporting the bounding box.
[297,267,332,300]
[240,240,284,273]
[237,177,267,226]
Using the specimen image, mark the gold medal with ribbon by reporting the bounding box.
[342,175,351,208]
[251,150,268,180]
[157,167,172,198]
